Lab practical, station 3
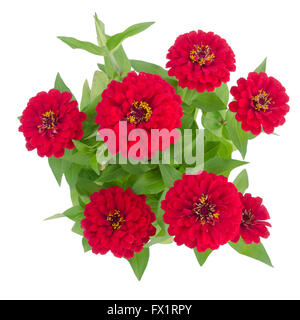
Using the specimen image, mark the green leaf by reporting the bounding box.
[215,83,229,106]
[226,110,249,159]
[131,59,168,79]
[194,248,212,266]
[72,221,84,236]
[80,80,91,110]
[159,164,183,188]
[48,157,69,186]
[145,229,173,248]
[132,170,165,195]
[128,248,150,281]
[63,151,91,167]
[204,158,248,176]
[233,169,249,193]
[122,163,152,175]
[64,163,82,188]
[63,206,84,222]
[202,111,223,137]
[105,44,131,77]
[57,36,107,56]
[94,13,106,47]
[98,165,129,183]
[254,57,267,73]
[229,239,273,267]
[204,141,221,161]
[76,178,100,198]
[82,237,92,253]
[54,73,75,100]
[106,22,155,51]
[191,91,227,112]
[156,191,167,231]
[44,213,65,221]
[90,71,109,101]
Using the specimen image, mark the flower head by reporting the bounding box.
[95,71,183,159]
[232,193,271,244]
[81,186,156,259]
[229,72,290,135]
[19,89,86,158]
[166,30,236,92]
[161,171,242,252]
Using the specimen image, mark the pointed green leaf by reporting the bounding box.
[254,57,267,73]
[72,221,84,236]
[54,73,76,101]
[48,157,70,186]
[159,164,183,188]
[80,80,91,110]
[229,239,273,267]
[63,206,84,222]
[57,36,107,56]
[191,91,227,112]
[94,13,106,47]
[90,71,109,101]
[226,110,249,159]
[64,163,82,188]
[44,213,65,221]
[233,169,249,193]
[128,248,150,281]
[132,170,165,195]
[204,158,248,176]
[82,237,92,253]
[194,248,212,266]
[106,22,155,51]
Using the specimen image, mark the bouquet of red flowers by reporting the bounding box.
[18,14,289,280]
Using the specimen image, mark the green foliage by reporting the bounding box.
[226,110,249,159]
[106,22,155,51]
[194,248,212,266]
[128,248,150,281]
[254,57,267,73]
[204,158,248,176]
[229,239,273,267]
[46,16,274,275]
[233,169,249,193]
[57,36,107,56]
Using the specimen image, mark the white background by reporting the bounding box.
[0,0,299,300]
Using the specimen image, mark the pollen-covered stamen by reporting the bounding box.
[252,90,274,112]
[38,110,58,135]
[241,209,255,228]
[193,194,220,226]
[126,100,152,125]
[107,209,125,231]
[189,44,215,66]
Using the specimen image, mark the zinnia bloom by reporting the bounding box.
[229,72,290,135]
[81,186,156,259]
[166,30,236,92]
[95,71,183,159]
[161,171,242,252]
[232,193,271,244]
[19,89,86,158]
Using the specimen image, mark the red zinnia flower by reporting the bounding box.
[232,193,271,244]
[95,71,183,159]
[166,30,236,92]
[19,89,86,158]
[81,186,156,259]
[161,171,242,252]
[229,72,290,135]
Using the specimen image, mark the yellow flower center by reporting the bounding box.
[190,45,215,66]
[193,194,220,226]
[252,90,274,112]
[107,209,125,231]
[126,100,152,125]
[38,110,58,134]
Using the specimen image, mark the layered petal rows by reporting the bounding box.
[19,89,86,158]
